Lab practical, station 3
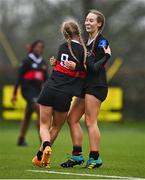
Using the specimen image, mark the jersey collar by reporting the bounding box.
[71,40,80,44]
[28,53,42,63]
[86,32,99,46]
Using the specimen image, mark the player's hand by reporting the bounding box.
[49,56,57,66]
[11,95,17,105]
[64,60,76,70]
[103,46,111,56]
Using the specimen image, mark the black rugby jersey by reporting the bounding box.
[46,41,86,96]
[14,53,48,95]
[85,34,110,87]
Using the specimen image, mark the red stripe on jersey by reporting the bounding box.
[54,61,86,79]
[23,70,45,80]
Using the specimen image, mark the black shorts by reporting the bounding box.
[37,84,72,112]
[21,87,40,104]
[79,86,108,102]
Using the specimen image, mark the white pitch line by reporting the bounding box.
[27,169,145,180]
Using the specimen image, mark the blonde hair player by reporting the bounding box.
[61,10,111,169]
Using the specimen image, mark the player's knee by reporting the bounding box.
[67,117,76,127]
[67,113,73,125]
[85,115,95,128]
[67,113,79,127]
[84,118,91,128]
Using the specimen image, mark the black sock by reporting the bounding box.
[72,146,82,156]
[89,151,99,160]
[37,150,43,161]
[43,141,51,150]
[18,137,25,141]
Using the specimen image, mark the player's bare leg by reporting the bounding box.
[32,103,41,143]
[68,97,85,146]
[32,105,52,167]
[50,110,67,144]
[61,97,85,168]
[17,103,33,146]
[84,94,102,169]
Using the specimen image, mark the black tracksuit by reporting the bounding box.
[14,53,48,103]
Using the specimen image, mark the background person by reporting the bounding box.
[11,40,48,146]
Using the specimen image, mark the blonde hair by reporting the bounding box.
[89,9,105,32]
[61,20,86,64]
[88,10,105,52]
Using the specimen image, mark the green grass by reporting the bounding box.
[0,120,145,179]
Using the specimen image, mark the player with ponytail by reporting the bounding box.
[32,20,87,167]
[61,10,111,169]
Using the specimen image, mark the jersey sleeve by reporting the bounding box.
[86,36,110,72]
[86,53,111,73]
[13,59,29,95]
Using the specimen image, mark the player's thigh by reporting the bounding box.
[53,110,68,128]
[68,97,85,123]
[40,104,53,126]
[85,94,101,121]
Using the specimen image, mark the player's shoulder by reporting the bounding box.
[72,41,83,50]
[98,34,108,41]
[59,41,82,48]
[59,42,68,49]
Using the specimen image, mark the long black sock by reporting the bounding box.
[72,146,82,156]
[43,141,51,151]
[89,151,99,160]
[37,150,43,161]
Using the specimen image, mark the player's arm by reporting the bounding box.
[63,44,86,71]
[11,60,28,103]
[64,60,85,71]
[86,46,111,72]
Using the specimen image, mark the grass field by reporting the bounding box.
[0,120,145,179]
